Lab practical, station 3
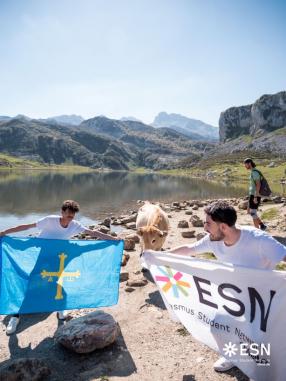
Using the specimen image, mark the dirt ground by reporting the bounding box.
[0,199,285,381]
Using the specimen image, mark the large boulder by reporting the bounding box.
[0,358,51,381]
[55,311,119,353]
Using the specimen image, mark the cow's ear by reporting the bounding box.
[137,228,144,236]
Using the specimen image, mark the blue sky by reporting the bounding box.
[0,0,285,126]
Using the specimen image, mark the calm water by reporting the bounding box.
[0,170,248,233]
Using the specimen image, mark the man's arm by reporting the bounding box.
[0,223,37,237]
[168,244,196,256]
[83,229,119,241]
[255,180,261,197]
[169,235,213,257]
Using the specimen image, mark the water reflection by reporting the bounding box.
[0,170,246,220]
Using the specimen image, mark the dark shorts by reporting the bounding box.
[248,195,261,209]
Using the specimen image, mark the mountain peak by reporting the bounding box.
[120,116,142,123]
[152,112,218,140]
[44,114,84,126]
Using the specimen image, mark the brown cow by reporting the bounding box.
[136,201,169,251]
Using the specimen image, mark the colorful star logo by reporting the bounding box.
[155,266,191,298]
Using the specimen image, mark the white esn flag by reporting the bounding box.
[143,250,286,381]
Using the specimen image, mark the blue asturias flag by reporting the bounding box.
[0,236,124,314]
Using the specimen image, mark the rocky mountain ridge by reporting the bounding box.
[0,116,214,170]
[219,91,286,142]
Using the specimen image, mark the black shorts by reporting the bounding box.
[248,195,261,209]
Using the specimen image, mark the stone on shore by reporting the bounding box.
[121,253,130,266]
[125,222,136,230]
[126,278,148,287]
[100,217,111,228]
[55,311,119,354]
[121,213,138,224]
[120,272,129,282]
[97,225,110,234]
[178,220,189,228]
[190,215,204,227]
[181,230,196,238]
[124,238,136,251]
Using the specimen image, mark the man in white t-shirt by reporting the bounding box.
[0,199,118,335]
[169,200,286,374]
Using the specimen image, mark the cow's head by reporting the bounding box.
[137,225,168,250]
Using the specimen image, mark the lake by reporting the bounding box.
[0,170,248,232]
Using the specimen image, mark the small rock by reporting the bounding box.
[55,311,119,353]
[185,209,193,215]
[112,219,123,225]
[190,215,204,227]
[120,213,138,224]
[125,287,135,293]
[178,220,189,228]
[100,217,111,228]
[124,239,135,251]
[126,278,148,287]
[121,253,130,266]
[179,203,187,210]
[192,205,199,210]
[120,272,129,282]
[125,222,136,229]
[125,233,140,243]
[181,231,196,238]
[97,225,110,234]
[272,196,283,203]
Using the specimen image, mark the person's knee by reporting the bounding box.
[249,209,258,219]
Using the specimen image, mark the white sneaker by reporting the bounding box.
[57,310,69,320]
[6,316,20,335]
[213,356,234,372]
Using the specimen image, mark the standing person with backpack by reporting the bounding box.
[244,158,270,230]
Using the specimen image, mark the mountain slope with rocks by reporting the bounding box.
[219,91,286,142]
[0,116,214,170]
[211,91,286,159]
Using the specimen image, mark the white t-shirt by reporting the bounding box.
[189,226,286,270]
[36,215,86,239]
